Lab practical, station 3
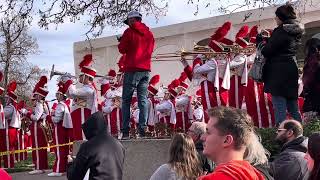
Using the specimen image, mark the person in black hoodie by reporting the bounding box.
[258,3,304,124]
[269,119,309,180]
[67,112,125,180]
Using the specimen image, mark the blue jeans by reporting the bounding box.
[272,96,302,124]
[121,71,150,135]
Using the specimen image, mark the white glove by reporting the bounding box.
[196,54,206,59]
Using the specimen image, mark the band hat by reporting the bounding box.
[7,81,18,102]
[35,86,49,98]
[123,11,142,25]
[148,85,158,96]
[81,66,97,78]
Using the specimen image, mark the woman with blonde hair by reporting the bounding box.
[150,133,203,180]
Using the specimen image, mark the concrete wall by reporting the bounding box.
[73,1,320,94]
[121,139,171,180]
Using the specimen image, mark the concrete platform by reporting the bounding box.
[10,138,172,180]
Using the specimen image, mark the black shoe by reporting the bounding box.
[120,133,130,140]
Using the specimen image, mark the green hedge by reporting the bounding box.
[256,118,320,157]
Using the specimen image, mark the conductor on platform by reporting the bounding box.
[118,10,155,139]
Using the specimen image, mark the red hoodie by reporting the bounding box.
[199,160,265,180]
[0,168,12,180]
[118,21,155,72]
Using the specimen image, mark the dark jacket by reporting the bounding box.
[269,136,309,180]
[67,112,125,180]
[303,64,320,113]
[118,21,155,72]
[195,141,215,173]
[261,20,304,99]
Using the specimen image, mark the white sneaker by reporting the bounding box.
[28,170,45,175]
[48,172,63,177]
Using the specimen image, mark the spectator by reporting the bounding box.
[302,38,320,120]
[0,168,11,180]
[269,119,309,180]
[150,133,202,180]
[304,132,320,180]
[258,4,304,124]
[199,106,264,180]
[118,10,155,139]
[67,112,125,180]
[187,122,215,174]
[245,132,274,180]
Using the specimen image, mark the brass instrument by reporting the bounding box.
[113,96,121,108]
[40,121,54,145]
[21,116,32,132]
[153,43,256,61]
[50,64,105,83]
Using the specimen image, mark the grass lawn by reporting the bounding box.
[2,151,55,173]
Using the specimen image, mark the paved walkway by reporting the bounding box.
[10,171,66,180]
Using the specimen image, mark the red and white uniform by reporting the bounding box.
[17,108,29,161]
[0,103,20,168]
[229,54,248,109]
[175,94,192,132]
[30,101,49,170]
[147,97,159,132]
[155,99,176,129]
[193,105,204,122]
[245,79,275,128]
[68,83,98,140]
[102,90,122,137]
[51,101,72,173]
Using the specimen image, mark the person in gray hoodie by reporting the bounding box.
[269,119,309,180]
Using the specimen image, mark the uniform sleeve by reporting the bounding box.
[175,96,189,107]
[102,100,114,114]
[193,61,216,75]
[3,106,13,119]
[184,65,193,81]
[194,108,204,120]
[118,29,131,54]
[155,102,171,113]
[31,103,44,121]
[230,55,246,68]
[68,85,94,98]
[51,104,65,123]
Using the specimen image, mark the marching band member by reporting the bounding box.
[0,81,20,168]
[175,73,193,133]
[193,89,204,122]
[0,72,5,168]
[27,76,50,174]
[155,80,178,136]
[102,85,122,138]
[48,81,72,177]
[147,75,160,136]
[16,100,28,161]
[66,54,98,140]
[180,23,232,123]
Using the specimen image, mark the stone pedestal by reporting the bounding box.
[121,139,171,180]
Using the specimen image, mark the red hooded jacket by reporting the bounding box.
[118,21,155,72]
[199,160,265,180]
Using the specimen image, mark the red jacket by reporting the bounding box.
[199,160,264,180]
[118,22,154,72]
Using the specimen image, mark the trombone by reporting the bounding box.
[153,44,256,61]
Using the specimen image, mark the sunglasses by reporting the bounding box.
[277,128,287,133]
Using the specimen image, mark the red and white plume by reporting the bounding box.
[236,25,250,39]
[79,54,93,69]
[149,75,160,86]
[178,72,187,82]
[7,81,17,93]
[211,22,232,41]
